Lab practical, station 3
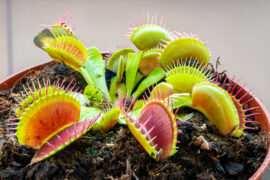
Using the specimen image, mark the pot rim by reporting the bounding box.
[0,60,270,180]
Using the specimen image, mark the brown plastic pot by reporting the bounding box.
[0,61,270,180]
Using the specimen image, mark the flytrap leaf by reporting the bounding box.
[30,115,100,165]
[165,59,214,93]
[110,56,125,100]
[92,107,121,132]
[191,77,259,137]
[81,47,110,99]
[79,105,121,132]
[79,107,101,122]
[150,82,173,100]
[127,14,172,50]
[107,48,135,73]
[149,82,192,110]
[119,89,179,160]
[191,82,241,136]
[116,56,125,83]
[168,93,192,110]
[109,76,126,103]
[158,33,210,68]
[132,67,165,99]
[83,84,103,106]
[126,52,142,97]
[130,25,172,50]
[7,79,81,149]
[34,29,89,71]
[139,49,162,76]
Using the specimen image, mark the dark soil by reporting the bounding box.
[0,62,268,180]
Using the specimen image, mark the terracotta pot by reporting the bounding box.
[0,61,270,180]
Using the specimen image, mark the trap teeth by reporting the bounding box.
[165,60,212,93]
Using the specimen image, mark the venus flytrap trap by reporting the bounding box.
[191,81,244,136]
[6,78,102,164]
[34,14,110,100]
[34,29,88,71]
[158,32,210,68]
[118,89,180,160]
[139,49,162,76]
[7,79,81,148]
[127,14,173,50]
[190,76,259,137]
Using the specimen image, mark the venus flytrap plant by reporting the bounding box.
[134,20,258,138]
[10,12,262,169]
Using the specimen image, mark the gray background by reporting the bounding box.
[0,0,269,179]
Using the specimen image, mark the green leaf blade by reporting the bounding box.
[126,52,142,97]
[132,67,165,99]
